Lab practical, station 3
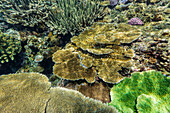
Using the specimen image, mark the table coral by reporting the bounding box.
[53,22,141,83]
[0,72,119,113]
[52,48,97,83]
[0,30,22,63]
[109,70,170,113]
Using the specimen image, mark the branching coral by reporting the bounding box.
[107,0,170,24]
[132,21,170,75]
[0,0,52,29]
[0,0,107,35]
[0,30,22,63]
[46,0,107,35]
[109,70,170,113]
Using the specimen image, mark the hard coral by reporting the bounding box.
[0,72,119,113]
[46,0,107,35]
[53,22,141,83]
[0,0,52,28]
[128,17,144,25]
[0,30,22,63]
[109,70,170,113]
[52,48,97,83]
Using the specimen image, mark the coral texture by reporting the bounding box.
[0,73,51,112]
[0,0,52,28]
[128,17,144,25]
[0,30,22,63]
[53,22,141,83]
[0,0,107,35]
[0,73,119,113]
[109,70,170,113]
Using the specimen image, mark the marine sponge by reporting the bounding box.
[109,70,170,113]
[0,31,22,63]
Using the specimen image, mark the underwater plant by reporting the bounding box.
[109,70,170,113]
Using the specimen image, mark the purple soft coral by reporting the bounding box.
[128,17,144,25]
[109,0,118,6]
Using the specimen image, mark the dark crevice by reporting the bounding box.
[44,98,51,113]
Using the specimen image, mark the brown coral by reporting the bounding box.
[52,48,97,83]
[53,22,140,83]
[132,22,170,75]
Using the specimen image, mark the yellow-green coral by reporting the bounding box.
[52,48,97,83]
[0,72,119,113]
[0,31,21,63]
[53,22,140,83]
[108,1,169,24]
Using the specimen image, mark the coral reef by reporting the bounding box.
[106,0,169,24]
[17,32,61,73]
[109,70,170,113]
[58,81,111,103]
[45,0,107,35]
[53,22,141,83]
[132,21,170,75]
[52,48,97,83]
[0,0,52,29]
[0,0,107,35]
[0,30,22,63]
[0,72,119,113]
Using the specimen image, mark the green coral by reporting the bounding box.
[0,0,106,35]
[136,94,170,113]
[0,31,22,63]
[45,0,106,35]
[109,70,170,113]
[0,0,52,28]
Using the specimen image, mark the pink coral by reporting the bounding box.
[109,0,118,6]
[128,17,144,25]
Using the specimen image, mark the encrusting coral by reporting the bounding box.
[106,0,169,24]
[53,22,142,83]
[108,70,170,113]
[0,72,119,113]
[132,21,170,75]
[0,30,22,63]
